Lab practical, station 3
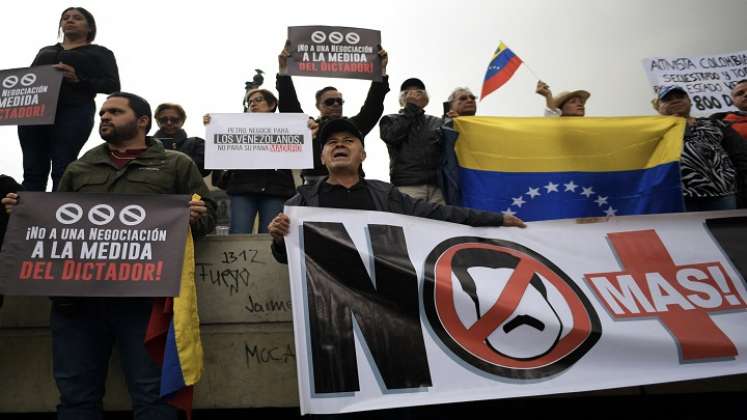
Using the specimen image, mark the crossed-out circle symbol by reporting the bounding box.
[311,31,326,43]
[345,32,360,45]
[328,31,343,44]
[119,205,146,226]
[422,237,601,379]
[20,73,36,86]
[88,204,115,226]
[3,75,19,89]
[56,203,83,225]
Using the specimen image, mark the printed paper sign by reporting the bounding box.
[283,206,747,414]
[0,192,190,297]
[288,26,382,81]
[205,113,312,170]
[0,65,63,126]
[642,50,747,116]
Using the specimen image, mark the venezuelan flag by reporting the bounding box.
[145,230,203,417]
[480,42,523,100]
[454,116,686,221]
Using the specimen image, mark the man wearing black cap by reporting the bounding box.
[379,77,446,204]
[268,118,525,263]
[277,42,390,184]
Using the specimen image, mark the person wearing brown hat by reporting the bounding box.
[268,118,525,264]
[536,80,590,117]
[379,77,446,204]
[653,85,747,211]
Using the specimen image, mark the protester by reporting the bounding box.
[654,85,747,210]
[535,81,589,117]
[268,118,525,264]
[18,7,120,192]
[444,87,477,118]
[153,103,210,176]
[276,42,390,184]
[205,89,296,234]
[379,78,445,204]
[0,174,22,309]
[3,92,215,419]
[710,79,747,140]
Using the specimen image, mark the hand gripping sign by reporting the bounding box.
[0,192,190,297]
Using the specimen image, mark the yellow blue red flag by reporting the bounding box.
[453,116,686,221]
[480,42,523,100]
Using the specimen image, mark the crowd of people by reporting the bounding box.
[1,6,747,418]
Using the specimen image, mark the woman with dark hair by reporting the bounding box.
[18,7,120,191]
[206,88,296,233]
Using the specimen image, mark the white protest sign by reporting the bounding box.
[205,113,312,169]
[642,50,747,116]
[284,206,747,414]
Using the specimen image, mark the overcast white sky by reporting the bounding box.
[1,0,746,187]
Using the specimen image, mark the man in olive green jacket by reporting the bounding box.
[3,92,215,419]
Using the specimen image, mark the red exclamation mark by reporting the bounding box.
[155,261,163,281]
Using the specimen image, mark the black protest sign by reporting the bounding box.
[0,65,63,126]
[0,192,190,297]
[288,26,382,81]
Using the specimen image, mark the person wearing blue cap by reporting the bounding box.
[654,85,747,211]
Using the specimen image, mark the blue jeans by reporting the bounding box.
[50,298,177,420]
[684,194,737,212]
[18,102,95,192]
[229,194,285,234]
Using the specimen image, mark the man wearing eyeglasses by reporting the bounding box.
[379,78,446,204]
[277,42,390,184]
[153,103,210,176]
[445,87,477,119]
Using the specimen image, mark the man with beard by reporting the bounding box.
[153,102,210,176]
[711,79,747,140]
[2,92,215,419]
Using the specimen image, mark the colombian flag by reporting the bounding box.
[480,42,523,100]
[454,116,686,221]
[145,229,203,417]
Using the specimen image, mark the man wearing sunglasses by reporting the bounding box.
[380,78,446,205]
[445,87,477,119]
[277,42,390,184]
[153,103,210,176]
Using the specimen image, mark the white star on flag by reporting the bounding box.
[581,187,594,198]
[594,195,608,206]
[526,187,541,198]
[605,207,618,216]
[511,196,526,207]
[564,181,578,192]
[502,208,517,217]
[544,182,559,193]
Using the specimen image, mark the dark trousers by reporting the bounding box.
[18,102,95,192]
[50,298,177,420]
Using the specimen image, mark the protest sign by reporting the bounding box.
[205,113,312,170]
[642,50,747,116]
[0,192,190,297]
[287,26,382,81]
[284,206,747,414]
[0,65,63,126]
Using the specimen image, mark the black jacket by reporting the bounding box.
[271,178,504,263]
[276,74,390,177]
[31,43,120,107]
[219,169,296,199]
[0,175,22,251]
[379,103,444,186]
[154,129,210,177]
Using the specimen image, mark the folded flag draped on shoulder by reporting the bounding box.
[453,116,686,221]
[145,229,203,418]
[480,42,523,100]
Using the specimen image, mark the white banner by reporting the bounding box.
[204,113,312,169]
[642,50,747,116]
[284,206,747,414]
